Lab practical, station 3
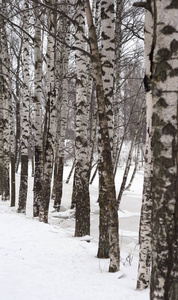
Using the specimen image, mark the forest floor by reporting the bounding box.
[0,164,149,300]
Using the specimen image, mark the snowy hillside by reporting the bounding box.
[0,165,149,300]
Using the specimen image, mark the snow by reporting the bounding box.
[0,164,149,300]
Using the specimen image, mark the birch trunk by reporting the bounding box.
[33,1,43,217]
[100,0,115,158]
[113,0,122,164]
[1,1,10,200]
[136,7,153,290]
[54,1,69,210]
[14,38,23,173]
[5,19,16,207]
[10,91,16,207]
[73,1,90,236]
[15,95,21,173]
[84,0,120,272]
[40,1,56,223]
[150,0,178,298]
[0,51,3,197]
[97,0,115,259]
[18,1,30,213]
[88,88,98,180]
[55,67,68,208]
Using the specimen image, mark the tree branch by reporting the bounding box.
[0,12,34,41]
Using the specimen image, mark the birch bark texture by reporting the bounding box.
[18,1,30,213]
[33,1,43,217]
[150,0,178,299]
[96,3,115,246]
[40,0,56,223]
[100,0,115,159]
[53,0,69,210]
[113,0,122,164]
[1,0,10,201]
[136,8,153,290]
[84,0,120,272]
[97,0,116,259]
[73,1,90,237]
[0,33,3,197]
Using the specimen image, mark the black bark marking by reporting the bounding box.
[166,0,178,9]
[149,44,154,77]
[170,39,178,54]
[143,74,151,92]
[157,48,171,61]
[152,113,165,126]
[154,61,172,82]
[162,123,177,135]
[169,68,178,77]
[161,25,176,35]
[160,157,175,168]
[152,129,161,145]
[152,86,162,97]
[154,97,168,108]
[153,141,164,157]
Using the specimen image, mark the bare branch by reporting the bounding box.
[0,12,34,41]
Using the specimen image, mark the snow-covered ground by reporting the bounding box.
[0,164,149,300]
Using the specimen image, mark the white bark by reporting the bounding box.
[137,8,153,290]
[113,0,122,164]
[0,50,3,197]
[150,0,178,298]
[100,0,115,161]
[73,1,90,236]
[84,0,120,272]
[1,0,10,200]
[33,1,43,217]
[40,0,57,223]
[18,0,30,213]
[53,0,69,209]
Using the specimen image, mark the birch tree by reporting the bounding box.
[33,1,43,217]
[14,39,22,173]
[84,0,120,272]
[149,0,178,298]
[39,0,56,223]
[5,14,16,208]
[0,34,3,198]
[134,4,153,290]
[97,0,116,259]
[10,100,16,207]
[18,0,30,213]
[113,0,122,164]
[72,1,90,236]
[0,0,10,201]
[53,0,69,211]
[100,0,115,157]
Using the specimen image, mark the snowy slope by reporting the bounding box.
[0,165,149,300]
